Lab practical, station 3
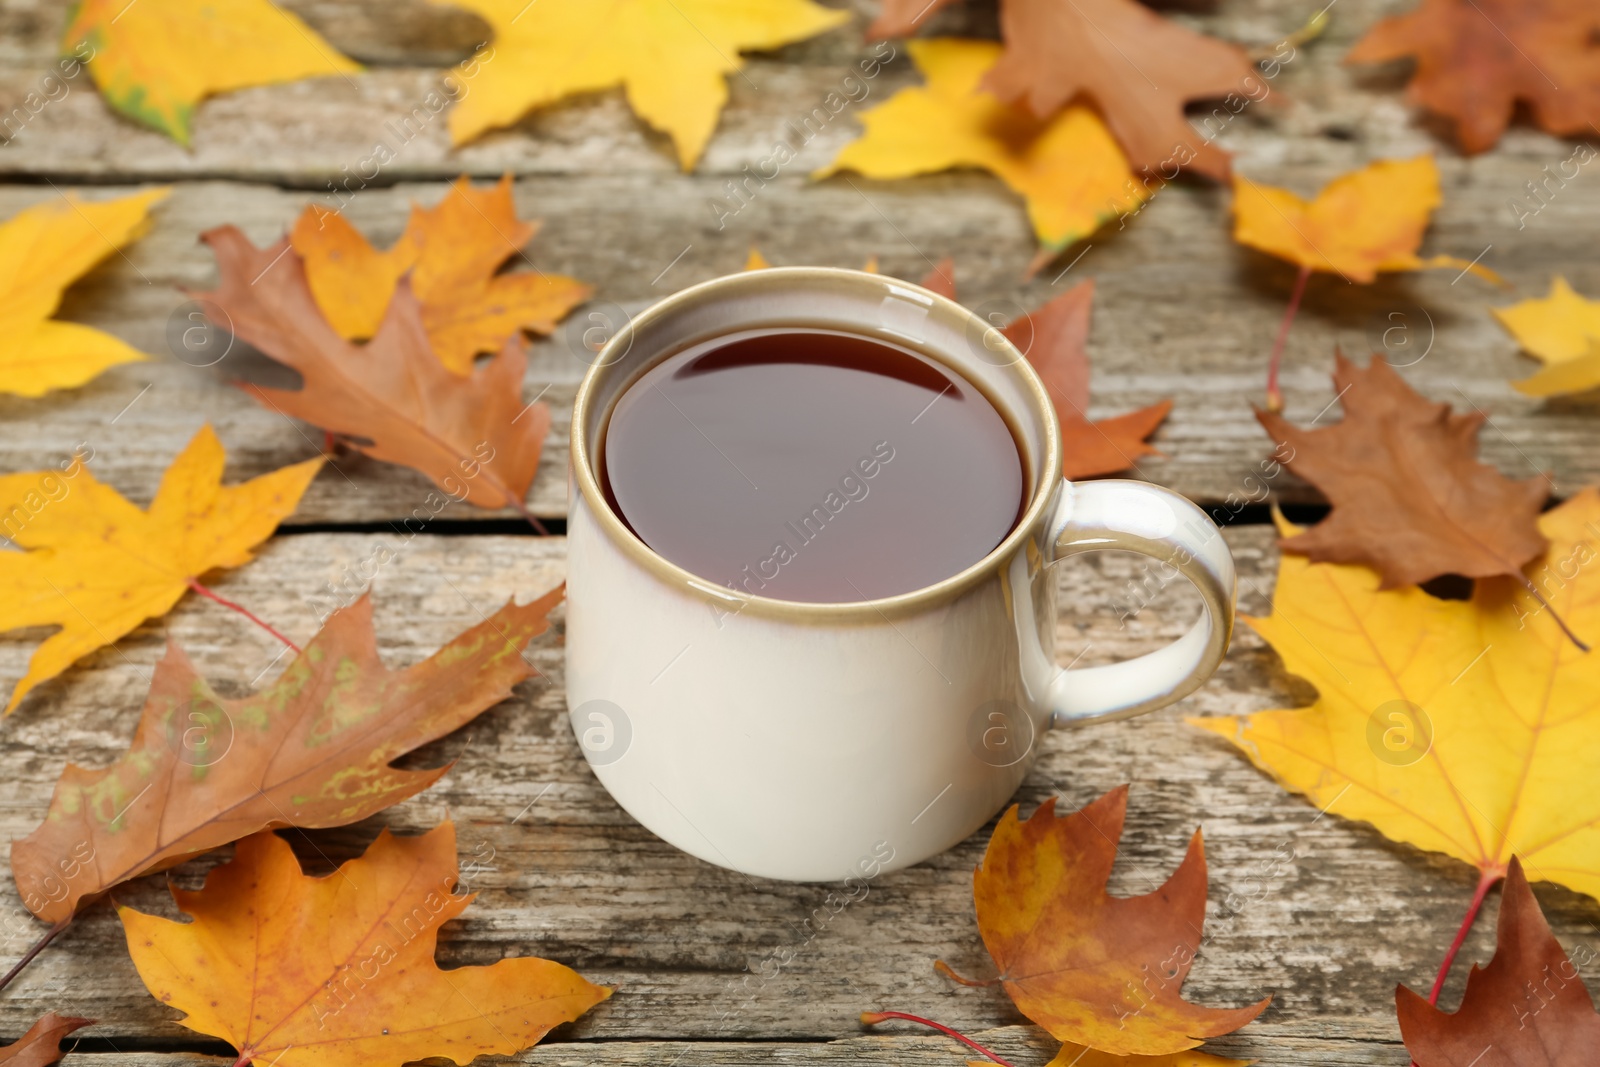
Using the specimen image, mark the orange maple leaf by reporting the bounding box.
[0,1013,92,1067]
[960,788,1269,1056]
[121,824,609,1067]
[291,176,591,374]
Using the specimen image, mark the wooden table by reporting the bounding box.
[3,1,1598,1064]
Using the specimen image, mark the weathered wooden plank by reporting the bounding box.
[0,527,1592,1059]
[1,158,1595,523]
[0,1026,1411,1067]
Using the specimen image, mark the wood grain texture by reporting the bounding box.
[4,0,1600,1062]
[0,528,1595,1065]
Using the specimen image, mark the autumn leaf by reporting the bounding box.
[434,0,847,167]
[1006,280,1171,479]
[1397,858,1600,1066]
[195,227,546,514]
[963,789,1269,1056]
[1232,155,1496,409]
[63,0,359,145]
[12,587,560,925]
[0,188,168,397]
[1492,276,1600,398]
[0,1014,92,1067]
[918,262,1171,479]
[1233,155,1491,284]
[0,425,319,714]
[121,823,610,1067]
[1255,353,1549,590]
[817,39,1145,257]
[1347,0,1600,156]
[290,176,590,374]
[984,0,1255,181]
[1190,487,1600,904]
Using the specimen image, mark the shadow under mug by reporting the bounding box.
[566,268,1235,882]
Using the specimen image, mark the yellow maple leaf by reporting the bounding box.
[290,176,591,373]
[0,425,320,713]
[1190,491,1600,902]
[0,188,168,397]
[817,39,1145,255]
[1232,155,1496,284]
[63,0,360,145]
[435,0,848,167]
[1492,276,1600,397]
[121,823,608,1067]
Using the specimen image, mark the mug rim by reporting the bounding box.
[569,266,1064,622]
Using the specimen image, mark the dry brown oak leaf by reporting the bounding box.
[0,1014,91,1067]
[11,586,562,925]
[965,787,1269,1056]
[196,226,546,511]
[1397,857,1600,1066]
[1347,0,1600,156]
[1256,353,1548,588]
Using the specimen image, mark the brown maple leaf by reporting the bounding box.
[195,227,547,513]
[955,787,1269,1056]
[1256,353,1550,588]
[1347,0,1600,155]
[982,0,1256,180]
[12,588,561,925]
[0,1014,92,1067]
[919,262,1170,479]
[1398,857,1600,1066]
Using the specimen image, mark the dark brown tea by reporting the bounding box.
[601,329,1025,603]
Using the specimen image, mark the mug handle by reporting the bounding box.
[1041,479,1236,727]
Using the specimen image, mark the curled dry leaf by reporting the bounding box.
[433,0,848,166]
[0,425,320,714]
[1256,353,1549,589]
[1398,858,1600,1067]
[0,188,168,397]
[1191,489,1600,903]
[120,824,610,1067]
[0,1014,93,1067]
[818,40,1144,256]
[196,227,545,512]
[1493,276,1600,398]
[917,262,1170,479]
[964,788,1269,1056]
[12,587,561,924]
[290,176,590,374]
[63,0,359,144]
[1347,0,1600,156]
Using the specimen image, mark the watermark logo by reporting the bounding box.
[166,299,234,368]
[165,698,235,767]
[966,699,1036,768]
[1366,700,1432,767]
[965,298,1029,367]
[570,699,632,766]
[565,302,633,367]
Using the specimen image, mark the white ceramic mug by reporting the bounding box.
[566,268,1235,882]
